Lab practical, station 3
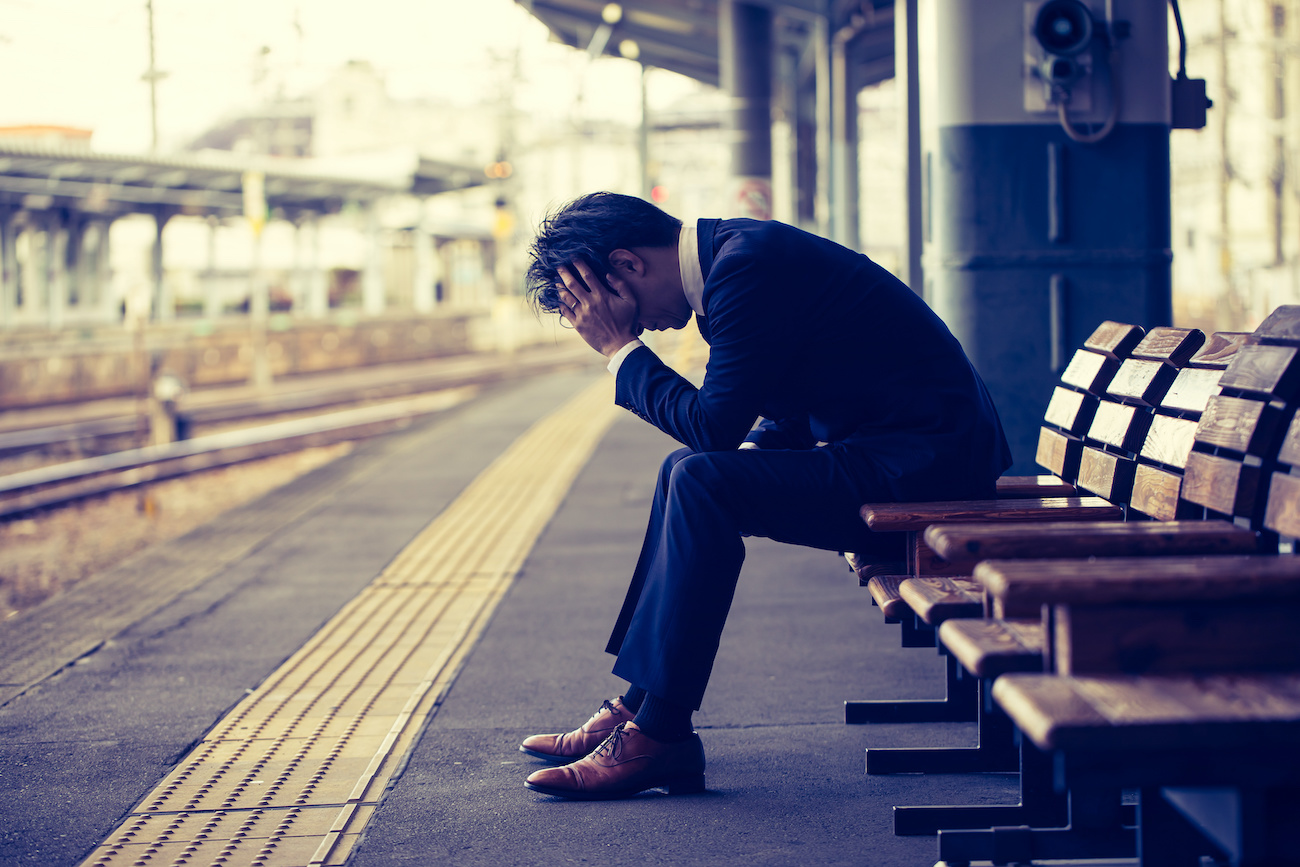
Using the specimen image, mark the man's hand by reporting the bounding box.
[556,260,640,358]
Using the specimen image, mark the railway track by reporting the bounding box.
[0,343,594,519]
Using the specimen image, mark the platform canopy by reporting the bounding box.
[517,0,897,88]
[0,141,484,221]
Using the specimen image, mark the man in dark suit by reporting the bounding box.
[518,192,1011,800]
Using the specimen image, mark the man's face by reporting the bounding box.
[621,267,693,333]
[634,279,696,335]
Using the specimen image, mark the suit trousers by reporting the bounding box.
[606,444,907,710]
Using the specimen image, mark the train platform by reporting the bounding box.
[0,357,1028,867]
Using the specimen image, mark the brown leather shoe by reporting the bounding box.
[519,697,631,763]
[524,722,706,800]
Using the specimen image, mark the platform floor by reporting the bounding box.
[0,366,1029,867]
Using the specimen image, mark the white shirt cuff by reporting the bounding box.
[738,442,759,450]
[606,339,645,377]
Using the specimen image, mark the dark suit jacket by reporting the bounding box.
[614,218,1012,501]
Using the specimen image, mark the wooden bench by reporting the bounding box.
[847,326,1242,734]
[919,309,1300,864]
[971,552,1300,867]
[876,309,1300,834]
[844,323,1152,726]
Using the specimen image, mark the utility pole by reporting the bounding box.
[143,0,166,152]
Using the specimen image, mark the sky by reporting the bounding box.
[0,0,695,154]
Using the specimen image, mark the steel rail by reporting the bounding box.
[0,343,591,460]
[0,387,484,519]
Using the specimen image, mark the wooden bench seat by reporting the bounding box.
[896,575,983,625]
[938,617,1044,679]
[993,671,1300,754]
[925,518,1261,572]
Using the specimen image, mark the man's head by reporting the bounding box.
[525,191,683,315]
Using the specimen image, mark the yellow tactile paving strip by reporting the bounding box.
[81,376,620,867]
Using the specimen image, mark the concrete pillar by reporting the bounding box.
[413,228,435,314]
[151,208,172,321]
[97,219,114,320]
[772,41,799,225]
[306,216,328,317]
[362,204,384,316]
[921,0,1172,473]
[290,216,306,315]
[720,1,774,219]
[70,216,90,311]
[814,15,832,236]
[0,209,15,328]
[47,212,68,330]
[830,30,860,248]
[896,0,924,293]
[248,226,271,389]
[203,216,221,319]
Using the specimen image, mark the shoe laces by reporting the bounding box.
[593,722,629,760]
[587,698,622,726]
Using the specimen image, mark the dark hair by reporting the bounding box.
[525,191,682,314]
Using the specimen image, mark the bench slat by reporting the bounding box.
[1181,450,1261,517]
[1087,401,1151,452]
[939,617,1044,678]
[1160,366,1225,414]
[994,475,1076,497]
[1077,447,1136,502]
[923,519,1257,569]
[1265,471,1300,538]
[1036,428,1083,480]
[1130,463,1186,520]
[1060,349,1120,394]
[1140,415,1200,470]
[994,672,1300,751]
[1187,331,1251,369]
[973,555,1300,611]
[1196,395,1280,455]
[862,496,1122,533]
[1216,344,1300,399]
[1043,386,1098,435]
[1057,601,1300,675]
[898,575,984,625]
[1276,410,1300,467]
[1129,327,1205,366]
[1084,321,1146,358]
[1107,358,1177,407]
[865,575,910,620]
[1252,304,1300,345]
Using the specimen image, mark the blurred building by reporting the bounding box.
[1170,0,1299,333]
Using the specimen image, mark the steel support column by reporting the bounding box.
[721,0,774,219]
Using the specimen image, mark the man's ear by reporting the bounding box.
[607,248,644,277]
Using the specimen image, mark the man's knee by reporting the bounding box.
[667,452,726,501]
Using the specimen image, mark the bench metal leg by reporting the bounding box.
[933,783,1135,862]
[900,612,936,647]
[892,734,1069,836]
[1139,787,1224,867]
[866,679,1018,774]
[846,650,978,724]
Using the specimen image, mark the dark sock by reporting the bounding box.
[632,691,694,743]
[621,685,647,713]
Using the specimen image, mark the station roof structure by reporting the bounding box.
[517,0,897,88]
[0,141,484,221]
